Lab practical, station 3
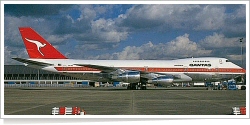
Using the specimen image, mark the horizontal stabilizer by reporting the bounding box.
[12,57,53,66]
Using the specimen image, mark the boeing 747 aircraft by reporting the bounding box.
[12,27,246,90]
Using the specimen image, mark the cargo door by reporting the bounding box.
[184,66,188,73]
[144,66,148,72]
[62,65,67,73]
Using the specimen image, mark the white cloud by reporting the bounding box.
[119,4,229,31]
[77,5,96,22]
[87,32,244,67]
[222,5,246,37]
[165,34,210,58]
[47,34,72,44]
[194,5,225,30]
[66,14,75,23]
[234,5,246,18]
[4,16,31,46]
[91,18,128,43]
[112,45,144,60]
[227,55,243,61]
[4,4,246,65]
[4,15,59,45]
[103,34,212,60]
[199,33,242,48]
[4,46,28,64]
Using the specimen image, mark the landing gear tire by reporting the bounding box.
[132,84,137,90]
[140,82,147,90]
[127,83,141,90]
[127,84,131,90]
[241,86,246,90]
[127,83,135,90]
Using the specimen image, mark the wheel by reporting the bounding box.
[141,86,147,90]
[127,84,131,90]
[140,83,147,90]
[241,86,246,90]
[132,84,136,90]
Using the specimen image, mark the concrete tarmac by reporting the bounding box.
[4,87,246,115]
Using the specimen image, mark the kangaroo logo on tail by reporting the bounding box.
[19,27,67,59]
[25,38,46,56]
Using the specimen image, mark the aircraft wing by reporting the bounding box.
[74,64,118,73]
[12,57,53,66]
[74,64,185,80]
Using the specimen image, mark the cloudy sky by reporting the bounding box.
[3,2,247,68]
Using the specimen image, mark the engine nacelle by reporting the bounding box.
[111,71,140,83]
[148,76,174,84]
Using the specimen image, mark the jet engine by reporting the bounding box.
[148,75,174,84]
[111,71,140,83]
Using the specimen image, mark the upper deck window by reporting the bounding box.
[226,60,230,62]
[193,60,210,62]
[174,65,183,66]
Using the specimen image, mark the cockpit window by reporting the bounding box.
[226,60,230,62]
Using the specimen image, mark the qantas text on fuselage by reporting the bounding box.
[189,64,212,67]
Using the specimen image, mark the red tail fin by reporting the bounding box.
[19,27,67,59]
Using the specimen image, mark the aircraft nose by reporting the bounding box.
[242,68,246,73]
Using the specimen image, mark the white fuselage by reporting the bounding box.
[28,57,245,83]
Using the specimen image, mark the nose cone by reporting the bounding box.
[242,68,246,74]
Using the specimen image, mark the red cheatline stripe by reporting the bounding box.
[54,67,245,73]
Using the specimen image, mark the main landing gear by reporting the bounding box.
[127,83,147,90]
